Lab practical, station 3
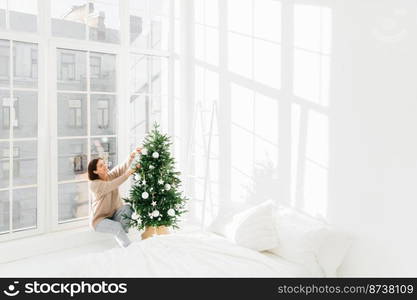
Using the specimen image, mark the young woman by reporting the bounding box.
[87,147,141,248]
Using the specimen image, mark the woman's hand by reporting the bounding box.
[127,167,136,176]
[130,147,142,160]
[128,163,141,175]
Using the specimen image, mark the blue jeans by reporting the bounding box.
[95,204,134,248]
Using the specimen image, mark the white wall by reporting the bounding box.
[179,0,417,276]
[327,0,417,276]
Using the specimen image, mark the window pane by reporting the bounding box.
[206,27,219,66]
[9,0,37,33]
[13,91,38,138]
[254,0,281,43]
[150,0,170,50]
[130,94,147,133]
[13,141,37,186]
[294,4,332,54]
[255,93,278,145]
[91,94,116,136]
[58,181,89,222]
[150,94,161,120]
[90,52,116,92]
[254,39,281,89]
[88,0,120,44]
[58,139,88,182]
[293,49,320,104]
[0,190,9,233]
[130,0,170,50]
[0,1,5,29]
[91,137,117,169]
[228,0,252,35]
[13,42,38,89]
[0,40,10,87]
[0,142,9,188]
[194,24,204,62]
[57,49,87,91]
[58,93,87,137]
[150,16,168,51]
[13,187,36,230]
[130,0,148,47]
[150,95,165,127]
[231,83,253,131]
[130,54,149,94]
[151,56,168,95]
[0,89,10,139]
[228,33,252,79]
[51,0,86,40]
[150,0,170,18]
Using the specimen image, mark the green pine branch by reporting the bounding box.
[123,122,188,231]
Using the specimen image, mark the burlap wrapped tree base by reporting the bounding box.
[141,226,170,240]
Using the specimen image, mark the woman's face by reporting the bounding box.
[93,159,108,178]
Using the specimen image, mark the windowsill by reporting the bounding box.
[0,226,112,264]
[0,221,203,264]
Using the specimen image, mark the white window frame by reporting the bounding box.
[0,33,46,242]
[0,0,175,242]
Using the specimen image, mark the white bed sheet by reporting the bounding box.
[49,231,314,277]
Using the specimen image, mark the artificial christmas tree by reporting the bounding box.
[124,122,188,239]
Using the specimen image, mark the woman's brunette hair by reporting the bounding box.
[88,158,102,181]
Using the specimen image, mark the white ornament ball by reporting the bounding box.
[164,183,171,191]
[152,210,160,217]
[152,152,159,159]
[141,148,148,155]
[168,208,176,217]
[142,192,149,199]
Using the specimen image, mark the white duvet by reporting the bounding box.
[52,232,311,277]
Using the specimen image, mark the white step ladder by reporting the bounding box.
[185,100,219,229]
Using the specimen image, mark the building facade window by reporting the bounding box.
[60,53,76,81]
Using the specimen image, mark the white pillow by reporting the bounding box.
[268,206,352,277]
[315,227,353,277]
[208,200,279,252]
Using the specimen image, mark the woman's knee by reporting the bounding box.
[114,221,124,232]
[96,219,124,235]
[123,204,134,216]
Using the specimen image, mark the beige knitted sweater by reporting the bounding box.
[89,157,134,229]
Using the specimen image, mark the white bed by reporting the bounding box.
[50,231,314,277]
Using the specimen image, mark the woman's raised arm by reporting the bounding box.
[108,147,142,179]
[92,168,135,197]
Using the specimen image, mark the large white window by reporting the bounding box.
[0,40,39,236]
[0,0,174,241]
[56,49,117,224]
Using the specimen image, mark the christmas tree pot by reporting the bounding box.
[141,225,170,240]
